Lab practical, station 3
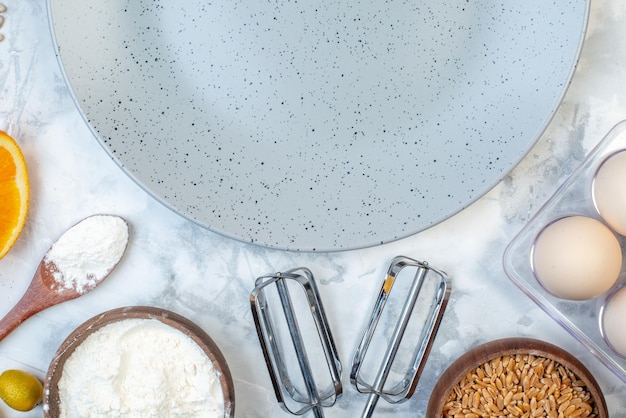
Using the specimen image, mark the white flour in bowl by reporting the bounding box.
[56,318,225,418]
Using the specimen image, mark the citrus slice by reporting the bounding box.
[0,130,29,259]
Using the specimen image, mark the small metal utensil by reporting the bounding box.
[250,267,342,418]
[350,256,451,418]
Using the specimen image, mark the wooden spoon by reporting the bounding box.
[0,215,129,342]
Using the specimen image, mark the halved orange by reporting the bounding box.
[0,130,29,259]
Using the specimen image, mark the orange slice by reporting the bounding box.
[0,130,29,259]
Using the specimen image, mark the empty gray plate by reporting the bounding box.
[47,0,588,251]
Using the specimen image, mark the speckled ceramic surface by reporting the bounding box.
[46,0,588,251]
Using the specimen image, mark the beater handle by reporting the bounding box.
[361,392,380,418]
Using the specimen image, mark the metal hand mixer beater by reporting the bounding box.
[350,256,451,417]
[250,267,342,418]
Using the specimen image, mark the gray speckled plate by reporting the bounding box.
[47,0,588,251]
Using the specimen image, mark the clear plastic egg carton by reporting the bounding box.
[503,120,626,383]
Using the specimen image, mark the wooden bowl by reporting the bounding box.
[426,338,608,417]
[43,306,235,417]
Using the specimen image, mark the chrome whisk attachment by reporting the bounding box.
[350,256,451,418]
[250,267,342,418]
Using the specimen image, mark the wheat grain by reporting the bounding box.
[441,354,598,418]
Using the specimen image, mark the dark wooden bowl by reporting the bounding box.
[43,306,235,417]
[426,337,608,418]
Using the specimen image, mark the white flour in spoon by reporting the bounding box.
[44,215,128,293]
[56,318,226,418]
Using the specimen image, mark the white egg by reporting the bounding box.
[602,285,626,358]
[593,149,626,236]
[532,215,622,300]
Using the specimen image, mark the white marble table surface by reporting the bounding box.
[1,1,626,417]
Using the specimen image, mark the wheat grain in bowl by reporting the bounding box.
[427,338,608,418]
[442,353,597,417]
